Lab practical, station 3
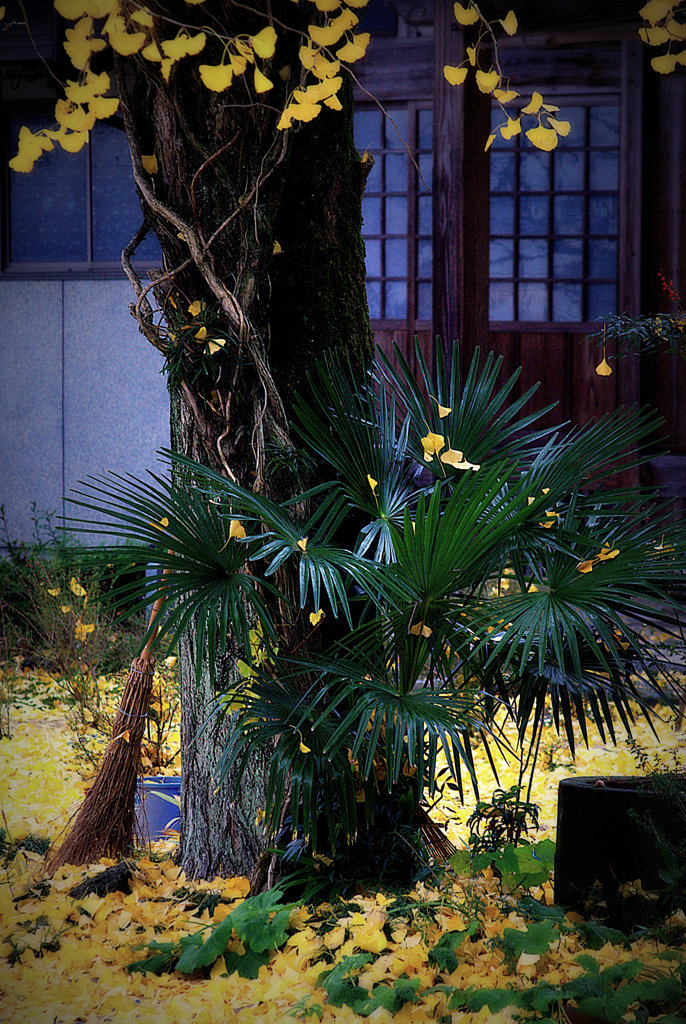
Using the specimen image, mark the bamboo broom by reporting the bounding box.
[48,590,167,871]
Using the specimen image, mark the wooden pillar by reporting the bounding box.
[432,0,491,375]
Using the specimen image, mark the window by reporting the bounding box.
[4,114,160,271]
[489,99,620,323]
[354,103,432,323]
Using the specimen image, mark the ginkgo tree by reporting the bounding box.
[9,0,684,884]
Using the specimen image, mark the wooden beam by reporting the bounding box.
[432,0,490,370]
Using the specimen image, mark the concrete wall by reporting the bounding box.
[0,278,169,546]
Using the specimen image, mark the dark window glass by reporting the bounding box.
[489,99,619,322]
[7,115,161,269]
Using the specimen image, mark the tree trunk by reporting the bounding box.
[115,3,372,880]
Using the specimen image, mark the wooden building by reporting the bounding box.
[354,0,686,500]
[0,0,684,540]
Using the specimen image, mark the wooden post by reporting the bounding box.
[432,0,491,376]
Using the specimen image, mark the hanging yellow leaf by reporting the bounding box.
[314,0,340,9]
[639,24,671,43]
[651,52,678,72]
[466,44,477,66]
[312,51,341,78]
[58,130,90,153]
[336,32,370,62]
[367,474,378,496]
[229,519,246,540]
[142,40,162,61]
[443,64,468,86]
[250,25,277,58]
[88,95,119,119]
[494,87,519,103]
[141,153,158,174]
[229,51,248,76]
[430,396,452,417]
[595,353,613,376]
[475,69,500,94]
[484,132,497,151]
[161,31,207,60]
[420,431,445,461]
[521,91,543,114]
[666,17,686,39]
[297,537,308,551]
[309,8,357,47]
[639,0,673,25]
[253,66,273,93]
[199,63,233,92]
[500,116,521,139]
[70,577,87,597]
[548,116,571,137]
[289,101,321,123]
[500,10,518,35]
[299,738,312,753]
[309,609,325,626]
[453,2,479,25]
[525,124,559,151]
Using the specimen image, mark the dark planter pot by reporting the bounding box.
[135,775,181,842]
[554,775,686,926]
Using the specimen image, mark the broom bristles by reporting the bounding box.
[47,656,155,872]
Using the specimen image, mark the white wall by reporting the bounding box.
[0,278,169,546]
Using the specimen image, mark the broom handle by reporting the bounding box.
[141,566,171,660]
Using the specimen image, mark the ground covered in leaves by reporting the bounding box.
[0,669,685,1023]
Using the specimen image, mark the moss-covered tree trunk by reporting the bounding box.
[114,2,371,881]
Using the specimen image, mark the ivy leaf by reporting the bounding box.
[429,923,477,973]
[175,915,235,973]
[501,919,560,957]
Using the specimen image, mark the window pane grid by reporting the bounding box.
[354,103,432,322]
[489,99,620,323]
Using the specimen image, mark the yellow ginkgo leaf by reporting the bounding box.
[297,537,308,551]
[161,31,207,60]
[525,124,559,151]
[475,68,500,94]
[70,577,87,597]
[651,52,677,73]
[199,63,233,92]
[336,32,370,62]
[272,240,282,254]
[430,396,452,417]
[289,101,321,123]
[443,64,468,86]
[229,51,248,76]
[639,0,673,25]
[188,299,204,316]
[250,25,277,58]
[207,338,226,355]
[500,116,521,139]
[639,24,671,43]
[494,87,519,103]
[195,326,208,341]
[88,95,119,119]
[61,604,72,614]
[521,91,543,114]
[367,474,378,496]
[453,1,479,25]
[141,153,158,174]
[466,44,477,65]
[597,545,620,561]
[59,129,90,153]
[47,588,61,597]
[420,431,445,461]
[595,355,613,376]
[484,132,497,151]
[314,0,340,9]
[165,656,178,668]
[666,17,686,39]
[229,519,246,540]
[309,609,325,626]
[576,559,595,574]
[439,447,464,466]
[299,739,312,753]
[409,622,432,638]
[253,66,273,93]
[142,40,162,61]
[500,10,518,35]
[548,116,571,137]
[112,728,130,743]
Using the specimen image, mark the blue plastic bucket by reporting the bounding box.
[136,776,181,841]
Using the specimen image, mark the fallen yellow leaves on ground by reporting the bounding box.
[0,671,684,1022]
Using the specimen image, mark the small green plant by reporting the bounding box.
[466,784,540,854]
